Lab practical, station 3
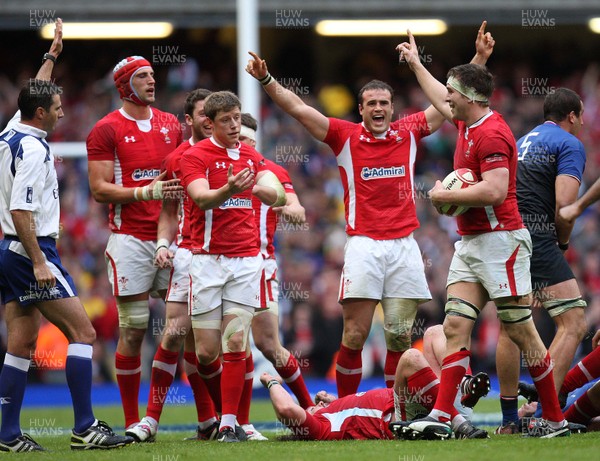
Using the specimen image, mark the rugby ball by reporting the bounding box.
[439,168,478,217]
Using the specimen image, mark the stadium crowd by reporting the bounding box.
[1,33,600,386]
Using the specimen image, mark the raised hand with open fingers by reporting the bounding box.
[227,165,255,195]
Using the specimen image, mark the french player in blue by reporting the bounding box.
[0,20,132,452]
[495,88,587,434]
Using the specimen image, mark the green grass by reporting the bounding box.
[13,399,599,460]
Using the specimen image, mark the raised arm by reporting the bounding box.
[397,21,495,124]
[246,52,329,141]
[397,31,452,122]
[470,21,495,66]
[36,18,62,81]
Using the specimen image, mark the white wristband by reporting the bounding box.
[141,185,152,201]
[156,238,170,251]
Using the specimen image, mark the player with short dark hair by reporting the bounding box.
[0,19,132,452]
[397,28,568,439]
[495,87,587,434]
[246,22,495,399]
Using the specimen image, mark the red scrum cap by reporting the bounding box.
[113,56,153,106]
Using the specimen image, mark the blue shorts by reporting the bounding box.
[563,380,598,413]
[0,236,77,306]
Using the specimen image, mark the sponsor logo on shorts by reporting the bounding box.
[19,286,61,303]
[360,165,405,180]
[219,197,253,209]
[132,168,161,181]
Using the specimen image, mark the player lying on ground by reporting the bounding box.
[261,325,490,440]
[518,330,600,432]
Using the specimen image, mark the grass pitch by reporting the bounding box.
[15,399,599,460]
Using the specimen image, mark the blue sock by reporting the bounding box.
[534,401,543,418]
[65,344,95,433]
[500,395,519,425]
[0,354,30,441]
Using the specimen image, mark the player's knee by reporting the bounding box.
[382,299,417,352]
[196,345,219,365]
[399,348,425,372]
[342,326,369,349]
[424,324,444,341]
[15,335,38,355]
[222,305,253,354]
[117,300,149,329]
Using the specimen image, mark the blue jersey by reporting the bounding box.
[516,121,585,240]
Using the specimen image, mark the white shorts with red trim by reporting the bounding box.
[189,254,264,315]
[255,257,279,316]
[104,233,170,297]
[166,247,192,303]
[447,228,532,299]
[339,234,431,302]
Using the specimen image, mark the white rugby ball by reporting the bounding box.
[439,168,478,217]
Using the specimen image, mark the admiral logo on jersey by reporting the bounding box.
[219,197,253,209]
[360,165,406,180]
[132,168,161,181]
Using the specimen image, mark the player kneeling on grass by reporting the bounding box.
[263,325,490,440]
[517,330,600,433]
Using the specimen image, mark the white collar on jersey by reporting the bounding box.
[14,121,47,139]
[465,110,494,139]
[119,107,153,133]
[361,122,388,139]
[209,136,240,159]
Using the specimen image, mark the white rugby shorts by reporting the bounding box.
[255,257,279,316]
[447,228,532,300]
[189,254,264,315]
[339,234,431,302]
[166,247,192,303]
[105,233,170,296]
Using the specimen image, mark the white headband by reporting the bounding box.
[447,75,489,104]
[240,125,256,141]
